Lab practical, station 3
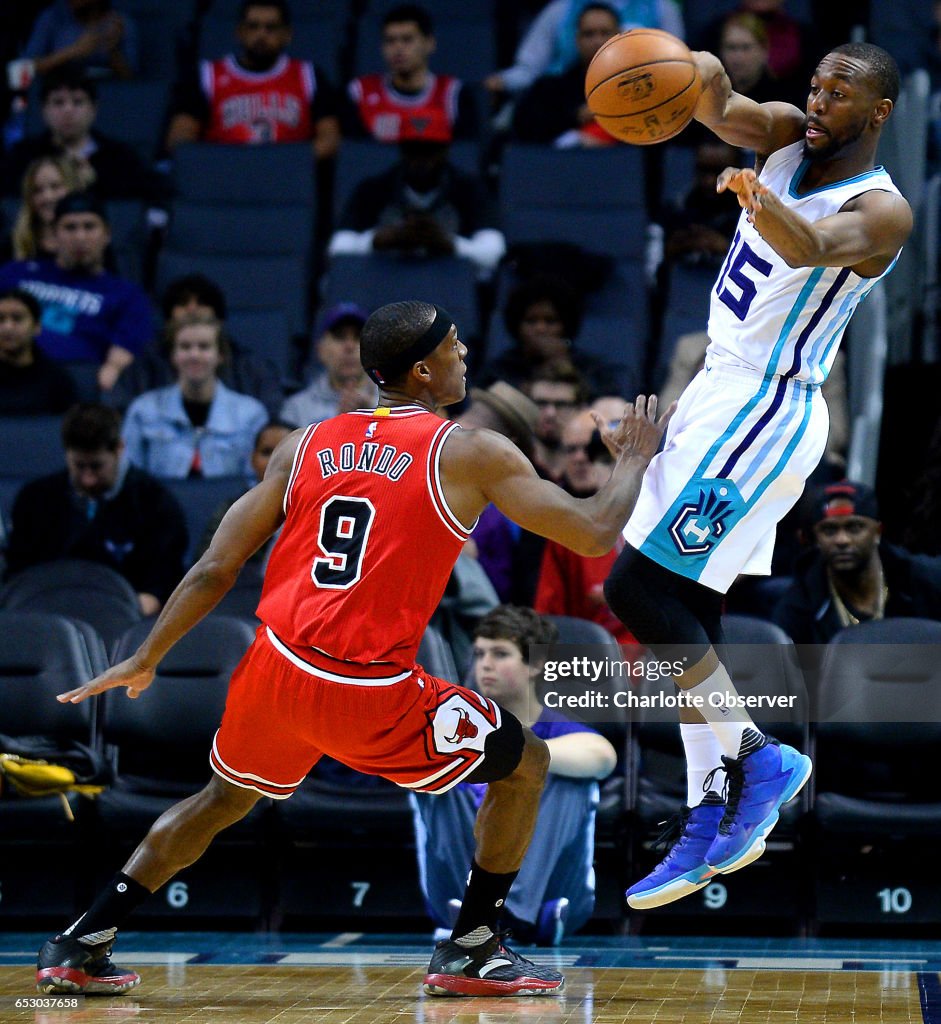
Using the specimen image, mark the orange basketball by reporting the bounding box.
[585,28,702,145]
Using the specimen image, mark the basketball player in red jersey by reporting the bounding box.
[37,301,672,999]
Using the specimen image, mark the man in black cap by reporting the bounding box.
[773,480,941,644]
[0,191,152,392]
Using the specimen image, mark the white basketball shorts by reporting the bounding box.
[624,360,830,593]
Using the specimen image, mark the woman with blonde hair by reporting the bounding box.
[10,154,85,261]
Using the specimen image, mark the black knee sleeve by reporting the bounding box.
[604,546,724,660]
[462,707,525,784]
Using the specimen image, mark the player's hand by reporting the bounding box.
[57,656,156,704]
[717,166,768,222]
[592,394,675,463]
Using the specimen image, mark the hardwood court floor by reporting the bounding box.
[1,934,938,1024]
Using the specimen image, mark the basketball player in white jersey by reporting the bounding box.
[605,42,913,909]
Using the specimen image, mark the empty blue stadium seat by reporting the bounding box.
[0,416,63,479]
[172,143,315,206]
[167,200,314,257]
[226,307,295,380]
[156,249,309,335]
[160,476,246,565]
[94,80,173,157]
[500,144,647,262]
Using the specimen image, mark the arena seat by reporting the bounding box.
[0,611,103,919]
[0,416,64,479]
[500,144,647,262]
[815,617,941,830]
[156,249,309,335]
[172,143,315,206]
[225,308,295,382]
[813,617,941,926]
[323,253,480,340]
[160,476,246,566]
[94,614,270,921]
[167,200,314,257]
[0,559,143,649]
[94,80,174,157]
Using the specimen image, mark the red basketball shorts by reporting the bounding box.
[211,626,507,799]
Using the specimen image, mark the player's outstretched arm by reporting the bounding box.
[691,50,805,158]
[56,429,306,705]
[445,396,673,558]
[719,170,913,276]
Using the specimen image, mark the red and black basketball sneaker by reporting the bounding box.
[36,935,141,995]
[423,931,564,997]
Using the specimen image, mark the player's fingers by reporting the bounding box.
[633,394,647,417]
[658,401,678,429]
[56,686,92,704]
[716,167,737,192]
[646,394,658,422]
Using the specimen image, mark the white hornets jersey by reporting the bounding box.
[706,140,903,385]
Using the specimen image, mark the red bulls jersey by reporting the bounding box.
[257,405,473,677]
[349,73,459,142]
[201,55,314,143]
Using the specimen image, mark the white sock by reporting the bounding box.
[679,723,724,806]
[681,662,763,758]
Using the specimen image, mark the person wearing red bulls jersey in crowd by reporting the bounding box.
[165,0,339,159]
[342,4,478,144]
[37,300,672,999]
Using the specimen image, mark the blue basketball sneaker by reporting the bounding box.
[705,739,812,875]
[626,793,724,910]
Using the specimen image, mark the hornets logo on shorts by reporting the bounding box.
[667,479,743,557]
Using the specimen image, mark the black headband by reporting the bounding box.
[365,305,454,387]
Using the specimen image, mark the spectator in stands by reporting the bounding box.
[485,0,683,97]
[0,192,153,392]
[3,155,82,263]
[512,3,620,147]
[0,287,76,414]
[526,361,591,484]
[279,302,376,426]
[328,138,505,276]
[343,3,478,143]
[23,0,139,81]
[4,402,186,614]
[411,605,617,944]
[109,273,284,418]
[0,67,170,203]
[480,274,619,396]
[716,11,798,105]
[773,481,941,645]
[196,419,293,564]
[122,311,268,480]
[534,409,637,644]
[694,0,810,92]
[164,0,340,159]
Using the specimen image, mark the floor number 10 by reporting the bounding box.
[876,887,912,914]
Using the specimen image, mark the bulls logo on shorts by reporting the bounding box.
[431,691,499,757]
[668,479,743,556]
